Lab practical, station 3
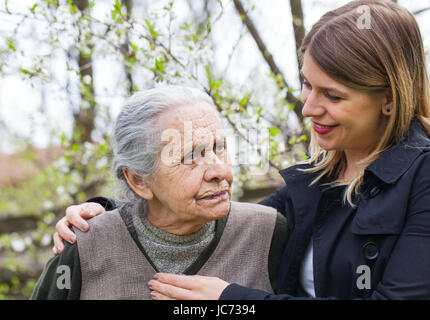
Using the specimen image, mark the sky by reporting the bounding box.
[1,0,430,154]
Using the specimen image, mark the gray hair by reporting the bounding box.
[112,85,216,202]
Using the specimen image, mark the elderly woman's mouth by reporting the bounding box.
[198,191,229,201]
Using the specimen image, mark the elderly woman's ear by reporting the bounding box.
[123,168,154,200]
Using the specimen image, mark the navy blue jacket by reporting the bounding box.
[221,119,430,300]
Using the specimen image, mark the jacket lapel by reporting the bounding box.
[277,165,322,293]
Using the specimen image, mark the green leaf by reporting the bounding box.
[111,0,123,20]
[155,59,165,72]
[239,93,251,108]
[256,107,263,117]
[300,152,309,160]
[98,141,109,154]
[297,134,307,143]
[144,19,158,39]
[288,137,296,145]
[205,64,223,92]
[66,0,77,14]
[180,22,190,31]
[60,133,67,145]
[128,41,137,53]
[150,58,166,73]
[289,135,307,145]
[6,38,15,51]
[20,68,30,75]
[210,81,222,90]
[270,140,280,156]
[192,32,198,43]
[269,126,282,137]
[71,143,79,152]
[29,3,37,14]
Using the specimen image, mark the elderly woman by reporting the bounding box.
[53,0,430,300]
[31,86,287,299]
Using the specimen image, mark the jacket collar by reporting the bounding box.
[366,119,430,184]
[279,118,430,186]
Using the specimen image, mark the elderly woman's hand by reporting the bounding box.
[148,273,230,300]
[52,202,105,255]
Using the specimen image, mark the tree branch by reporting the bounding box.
[414,7,430,15]
[232,0,303,122]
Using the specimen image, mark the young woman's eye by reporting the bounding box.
[302,80,312,89]
[325,92,341,101]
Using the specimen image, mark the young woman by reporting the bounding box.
[52,0,430,299]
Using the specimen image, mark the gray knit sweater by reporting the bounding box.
[132,212,216,274]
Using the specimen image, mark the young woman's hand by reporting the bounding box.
[148,273,230,300]
[52,202,105,254]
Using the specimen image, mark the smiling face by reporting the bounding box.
[301,50,392,160]
[141,102,233,234]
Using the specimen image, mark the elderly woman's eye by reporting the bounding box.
[214,141,225,154]
[182,152,194,164]
[183,146,206,164]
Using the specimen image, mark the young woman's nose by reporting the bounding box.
[301,90,325,118]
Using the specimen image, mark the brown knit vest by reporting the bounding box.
[75,201,277,300]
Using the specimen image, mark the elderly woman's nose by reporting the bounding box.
[203,154,229,181]
[204,164,228,182]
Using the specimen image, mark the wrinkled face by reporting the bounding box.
[301,50,389,157]
[147,102,233,227]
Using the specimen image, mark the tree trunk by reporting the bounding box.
[72,0,96,144]
[289,0,305,83]
[121,0,134,95]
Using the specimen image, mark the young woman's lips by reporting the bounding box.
[312,122,339,135]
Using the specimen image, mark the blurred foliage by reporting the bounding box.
[0,139,112,299]
[0,0,307,299]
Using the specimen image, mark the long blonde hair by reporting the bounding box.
[298,0,430,207]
